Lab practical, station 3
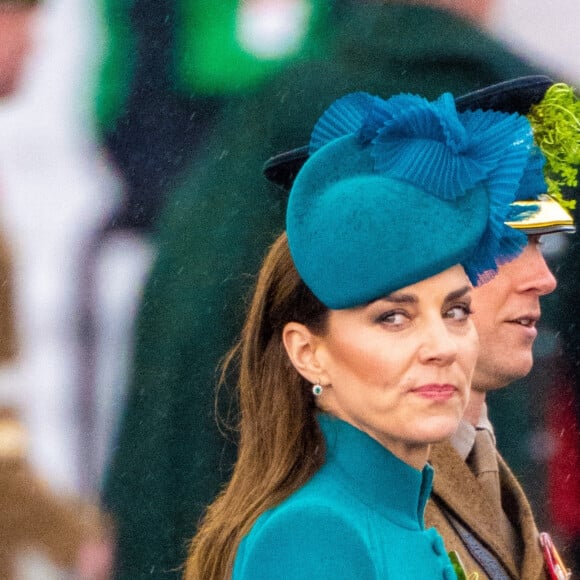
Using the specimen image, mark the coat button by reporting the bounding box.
[431,534,445,556]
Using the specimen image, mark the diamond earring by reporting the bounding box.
[312,383,323,397]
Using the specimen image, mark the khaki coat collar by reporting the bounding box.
[429,441,547,579]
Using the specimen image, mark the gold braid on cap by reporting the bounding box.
[527,83,580,210]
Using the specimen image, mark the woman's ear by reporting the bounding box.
[282,322,327,384]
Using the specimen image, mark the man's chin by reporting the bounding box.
[473,357,534,392]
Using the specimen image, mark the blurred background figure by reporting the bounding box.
[0,0,119,494]
[0,0,27,376]
[0,407,112,579]
[0,0,113,577]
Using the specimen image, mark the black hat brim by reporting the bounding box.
[263,75,554,191]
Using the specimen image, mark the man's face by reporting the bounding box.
[471,235,557,392]
[0,5,36,98]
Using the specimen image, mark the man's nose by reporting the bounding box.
[517,242,557,296]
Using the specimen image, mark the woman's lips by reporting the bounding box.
[410,384,458,401]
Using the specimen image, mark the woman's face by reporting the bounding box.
[312,265,479,466]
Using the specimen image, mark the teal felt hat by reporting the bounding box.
[286,91,536,309]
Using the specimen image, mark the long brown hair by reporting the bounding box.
[185,232,329,580]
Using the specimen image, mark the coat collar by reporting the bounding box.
[429,440,547,579]
[429,440,519,576]
[319,414,433,530]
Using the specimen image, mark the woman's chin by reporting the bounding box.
[409,416,463,445]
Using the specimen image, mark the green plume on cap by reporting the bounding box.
[527,83,580,210]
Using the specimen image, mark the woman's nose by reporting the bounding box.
[417,322,458,366]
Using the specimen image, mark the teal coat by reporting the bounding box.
[234,416,456,580]
[103,4,541,578]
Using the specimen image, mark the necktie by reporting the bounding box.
[470,428,502,513]
[469,428,522,568]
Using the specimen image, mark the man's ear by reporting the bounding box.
[282,322,328,384]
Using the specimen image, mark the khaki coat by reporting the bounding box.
[426,440,548,579]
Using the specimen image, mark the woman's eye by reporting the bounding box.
[376,311,408,326]
[444,304,472,321]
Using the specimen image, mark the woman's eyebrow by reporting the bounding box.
[377,285,470,306]
[381,293,417,305]
[444,286,471,302]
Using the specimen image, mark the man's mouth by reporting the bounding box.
[511,317,537,327]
